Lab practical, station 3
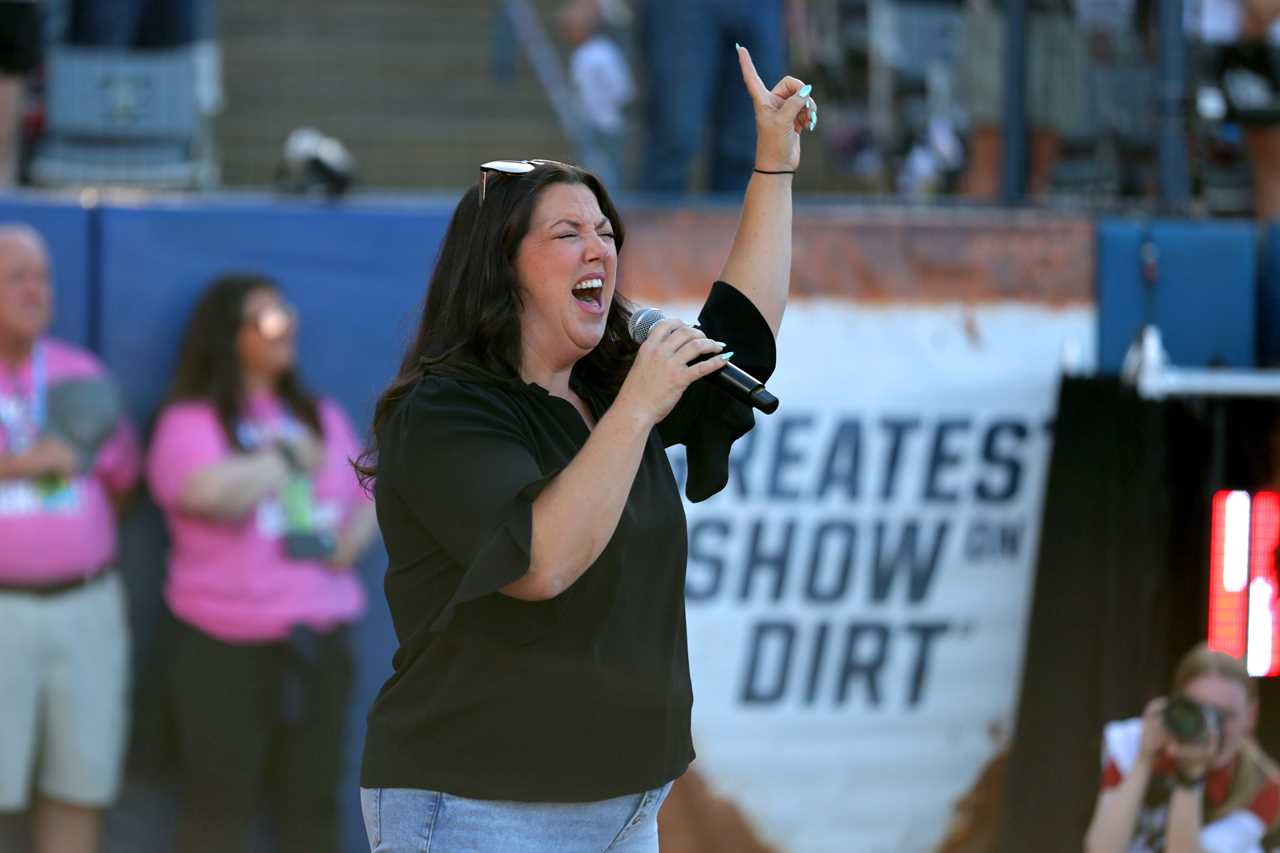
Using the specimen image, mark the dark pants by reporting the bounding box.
[638,0,786,193]
[69,0,212,47]
[168,619,354,853]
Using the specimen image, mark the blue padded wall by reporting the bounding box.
[1097,219,1257,372]
[1260,223,1280,366]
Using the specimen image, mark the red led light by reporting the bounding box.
[1207,491,1280,677]
[1209,491,1249,659]
[1251,492,1280,677]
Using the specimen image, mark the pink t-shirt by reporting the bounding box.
[0,338,141,585]
[147,393,368,643]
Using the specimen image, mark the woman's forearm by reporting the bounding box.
[1164,786,1204,853]
[1085,758,1154,853]
[0,452,25,481]
[501,404,651,601]
[178,450,290,521]
[718,171,792,337]
[332,502,379,568]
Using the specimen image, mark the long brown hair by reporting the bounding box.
[355,162,636,486]
[164,273,322,449]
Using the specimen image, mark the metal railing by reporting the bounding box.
[1127,326,1280,399]
[499,0,610,179]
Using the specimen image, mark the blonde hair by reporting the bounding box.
[1171,643,1278,825]
[1172,642,1259,703]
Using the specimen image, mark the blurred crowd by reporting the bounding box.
[552,0,1280,215]
[0,0,1278,214]
[0,225,376,853]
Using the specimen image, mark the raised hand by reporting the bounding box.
[1138,697,1170,762]
[735,44,818,173]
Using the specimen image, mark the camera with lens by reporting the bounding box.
[1163,696,1222,746]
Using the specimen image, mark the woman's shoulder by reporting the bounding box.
[154,397,217,425]
[148,399,224,454]
[382,375,527,441]
[380,376,529,466]
[311,396,363,451]
[313,395,355,429]
[404,374,523,414]
[41,337,107,379]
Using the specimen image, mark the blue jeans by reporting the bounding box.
[637,0,786,193]
[360,783,674,853]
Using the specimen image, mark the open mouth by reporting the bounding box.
[572,277,604,310]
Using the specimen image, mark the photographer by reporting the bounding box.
[1085,644,1280,853]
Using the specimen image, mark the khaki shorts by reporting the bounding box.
[0,571,130,810]
[958,11,1087,134]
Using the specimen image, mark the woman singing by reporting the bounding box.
[358,46,816,852]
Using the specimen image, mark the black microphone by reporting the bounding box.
[628,307,779,415]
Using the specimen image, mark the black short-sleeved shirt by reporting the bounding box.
[360,281,776,802]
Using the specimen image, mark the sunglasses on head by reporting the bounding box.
[244,302,297,340]
[479,159,573,204]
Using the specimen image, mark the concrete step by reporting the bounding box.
[213,0,851,193]
[215,0,572,189]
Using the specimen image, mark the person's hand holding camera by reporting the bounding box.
[1161,695,1224,782]
[1168,731,1218,779]
[1138,697,1170,764]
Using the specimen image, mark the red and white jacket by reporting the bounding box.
[1100,718,1280,853]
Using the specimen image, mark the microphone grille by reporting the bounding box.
[628,307,666,344]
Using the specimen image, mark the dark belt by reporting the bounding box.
[0,565,113,597]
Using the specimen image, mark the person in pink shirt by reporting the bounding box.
[146,273,377,853]
[0,224,141,853]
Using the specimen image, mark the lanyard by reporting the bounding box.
[0,341,45,449]
[236,405,318,532]
[236,407,305,451]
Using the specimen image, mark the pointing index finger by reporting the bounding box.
[736,44,771,104]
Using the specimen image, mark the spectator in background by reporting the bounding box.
[0,224,140,853]
[957,0,1086,199]
[0,2,42,186]
[637,0,792,193]
[146,274,377,853]
[68,0,209,47]
[559,0,634,190]
[1182,0,1280,218]
[1084,643,1280,853]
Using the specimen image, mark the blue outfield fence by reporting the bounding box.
[97,196,450,422]
[0,191,1272,851]
[1096,218,1258,373]
[1261,223,1280,367]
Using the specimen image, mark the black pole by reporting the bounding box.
[1157,0,1190,210]
[1000,0,1030,204]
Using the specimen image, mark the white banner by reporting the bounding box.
[666,300,1097,853]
